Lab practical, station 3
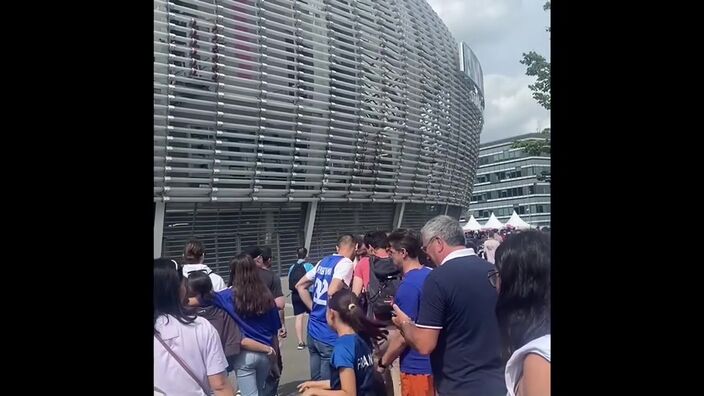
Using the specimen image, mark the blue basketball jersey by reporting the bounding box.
[308,254,345,346]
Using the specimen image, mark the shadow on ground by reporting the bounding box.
[279,380,305,396]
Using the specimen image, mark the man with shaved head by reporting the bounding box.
[295,234,357,381]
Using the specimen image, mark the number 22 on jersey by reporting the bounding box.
[313,277,329,305]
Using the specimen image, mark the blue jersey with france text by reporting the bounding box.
[308,254,345,346]
[330,334,378,395]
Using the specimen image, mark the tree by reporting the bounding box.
[520,51,550,110]
[513,1,551,179]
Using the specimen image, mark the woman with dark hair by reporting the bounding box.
[186,272,277,377]
[492,231,551,396]
[210,253,281,396]
[153,258,235,396]
[297,289,387,396]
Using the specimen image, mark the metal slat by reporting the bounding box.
[161,202,305,278]
[308,202,395,262]
[400,203,445,231]
[154,0,483,207]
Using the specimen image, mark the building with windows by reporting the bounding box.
[153,0,485,276]
[467,133,551,228]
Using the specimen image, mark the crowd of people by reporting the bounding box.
[154,215,551,396]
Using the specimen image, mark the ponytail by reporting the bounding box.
[329,289,388,343]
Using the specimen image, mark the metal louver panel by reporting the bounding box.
[446,205,463,220]
[161,202,305,277]
[154,0,484,208]
[308,202,395,262]
[400,203,444,231]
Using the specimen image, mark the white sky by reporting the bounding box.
[427,0,551,142]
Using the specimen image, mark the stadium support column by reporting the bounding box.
[154,202,165,258]
[304,201,318,251]
[393,203,406,229]
[444,205,449,215]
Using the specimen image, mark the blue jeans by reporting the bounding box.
[232,350,271,396]
[308,333,334,381]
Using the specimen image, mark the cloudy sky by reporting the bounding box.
[427,0,551,143]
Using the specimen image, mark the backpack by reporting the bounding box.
[289,262,309,292]
[366,256,402,321]
[195,305,241,372]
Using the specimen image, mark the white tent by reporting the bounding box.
[505,210,531,230]
[483,213,505,230]
[462,215,483,232]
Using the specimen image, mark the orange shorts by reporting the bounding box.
[400,372,434,396]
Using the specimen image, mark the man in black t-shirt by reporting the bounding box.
[392,215,506,396]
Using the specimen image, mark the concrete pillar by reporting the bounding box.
[303,201,318,250]
[154,201,166,258]
[392,202,406,229]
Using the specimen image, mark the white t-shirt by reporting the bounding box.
[304,254,355,286]
[505,334,551,396]
[182,264,227,292]
[154,315,228,396]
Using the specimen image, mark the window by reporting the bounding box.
[507,169,522,179]
[536,205,544,213]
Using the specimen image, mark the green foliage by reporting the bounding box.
[512,128,550,156]
[520,52,551,110]
[521,1,551,110]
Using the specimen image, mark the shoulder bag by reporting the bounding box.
[155,333,212,395]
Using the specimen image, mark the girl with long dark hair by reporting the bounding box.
[186,272,278,376]
[153,258,235,396]
[493,231,551,396]
[297,289,387,396]
[210,253,281,396]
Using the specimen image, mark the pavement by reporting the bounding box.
[276,305,310,395]
[277,276,312,396]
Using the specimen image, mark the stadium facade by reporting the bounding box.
[154,0,485,276]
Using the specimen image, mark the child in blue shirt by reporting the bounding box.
[297,289,387,396]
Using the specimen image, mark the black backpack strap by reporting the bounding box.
[366,256,383,303]
[187,268,212,276]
